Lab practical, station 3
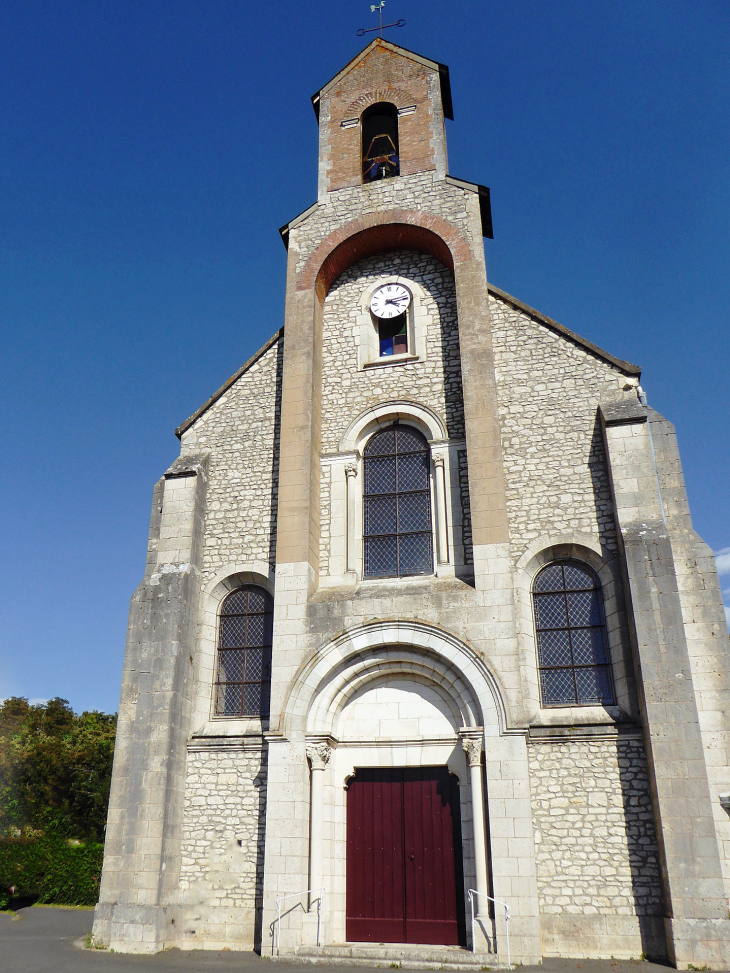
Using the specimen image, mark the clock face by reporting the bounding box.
[370,283,411,319]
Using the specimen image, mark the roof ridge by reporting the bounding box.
[175,329,283,439]
[487,283,640,376]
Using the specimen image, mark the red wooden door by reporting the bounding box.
[346,767,465,946]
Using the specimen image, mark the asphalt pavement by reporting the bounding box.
[0,905,688,973]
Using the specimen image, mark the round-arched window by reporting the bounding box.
[215,585,273,718]
[363,423,433,579]
[532,561,614,707]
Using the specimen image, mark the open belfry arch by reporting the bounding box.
[93,37,730,969]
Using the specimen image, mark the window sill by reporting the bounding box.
[530,704,627,727]
[363,354,420,370]
[191,717,269,739]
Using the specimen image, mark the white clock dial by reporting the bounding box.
[370,283,412,319]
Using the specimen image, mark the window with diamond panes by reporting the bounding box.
[215,585,273,718]
[363,424,433,579]
[533,561,615,707]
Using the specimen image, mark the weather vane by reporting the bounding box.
[357,1,405,38]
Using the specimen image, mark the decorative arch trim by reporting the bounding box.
[339,400,447,452]
[280,620,510,738]
[203,561,276,602]
[297,212,472,299]
[514,533,616,586]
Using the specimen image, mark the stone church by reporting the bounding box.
[92,39,730,969]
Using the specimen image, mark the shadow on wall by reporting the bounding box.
[267,338,285,571]
[615,736,667,962]
[434,262,474,573]
[253,746,268,953]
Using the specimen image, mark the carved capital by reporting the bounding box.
[461,735,482,768]
[306,743,331,771]
[344,462,358,479]
[432,454,445,469]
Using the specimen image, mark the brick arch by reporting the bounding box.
[298,211,472,300]
[343,85,419,118]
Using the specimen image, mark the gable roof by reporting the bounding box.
[310,38,453,122]
[487,284,640,377]
[175,286,639,439]
[175,329,283,439]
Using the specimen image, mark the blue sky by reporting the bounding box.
[1,0,728,713]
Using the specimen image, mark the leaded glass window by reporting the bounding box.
[363,424,433,579]
[533,561,615,707]
[215,585,273,718]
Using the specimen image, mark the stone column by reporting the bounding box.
[461,731,489,912]
[306,742,331,915]
[345,462,358,576]
[432,453,449,564]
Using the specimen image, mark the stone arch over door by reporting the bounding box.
[278,621,514,948]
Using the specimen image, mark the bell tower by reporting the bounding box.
[312,38,453,196]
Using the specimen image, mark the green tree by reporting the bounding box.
[0,697,116,841]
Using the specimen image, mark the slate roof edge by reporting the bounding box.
[487,284,641,376]
[175,329,284,439]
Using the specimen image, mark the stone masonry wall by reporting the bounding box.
[179,747,267,910]
[528,737,663,918]
[320,249,464,451]
[182,338,283,586]
[489,294,629,562]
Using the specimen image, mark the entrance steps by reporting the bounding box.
[286,943,508,970]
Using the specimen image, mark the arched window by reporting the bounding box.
[362,102,399,183]
[363,424,433,579]
[215,585,273,718]
[533,561,615,707]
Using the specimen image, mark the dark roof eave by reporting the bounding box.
[175,329,284,439]
[487,284,641,376]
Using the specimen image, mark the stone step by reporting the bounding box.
[281,943,508,970]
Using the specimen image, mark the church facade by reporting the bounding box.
[92,40,730,969]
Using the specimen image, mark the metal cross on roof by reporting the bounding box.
[357,1,405,38]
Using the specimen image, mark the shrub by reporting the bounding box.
[0,837,103,909]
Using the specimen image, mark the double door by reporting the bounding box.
[346,766,466,946]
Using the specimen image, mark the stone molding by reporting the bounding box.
[460,733,483,767]
[305,743,332,771]
[278,619,510,739]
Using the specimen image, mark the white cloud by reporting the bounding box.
[726,606,730,628]
[714,547,730,576]
[28,697,49,706]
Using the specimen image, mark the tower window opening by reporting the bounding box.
[379,312,408,356]
[362,102,400,183]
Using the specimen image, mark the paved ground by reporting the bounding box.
[0,906,686,973]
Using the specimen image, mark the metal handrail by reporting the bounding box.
[467,888,511,969]
[273,887,325,955]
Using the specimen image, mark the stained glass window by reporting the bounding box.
[379,312,408,356]
[533,561,615,707]
[214,585,273,718]
[363,424,433,579]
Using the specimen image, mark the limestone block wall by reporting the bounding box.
[320,250,464,450]
[489,294,630,562]
[528,735,665,956]
[176,745,267,949]
[180,338,283,586]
